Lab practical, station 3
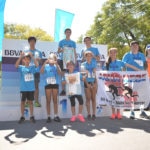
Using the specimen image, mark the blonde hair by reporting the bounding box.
[48,53,57,61]
[84,51,94,57]
[106,48,118,70]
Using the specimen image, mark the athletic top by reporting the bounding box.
[58,39,76,60]
[122,52,146,71]
[146,57,150,77]
[105,60,125,71]
[43,64,59,86]
[82,60,96,83]
[18,65,39,91]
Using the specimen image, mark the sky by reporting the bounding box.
[4,0,107,41]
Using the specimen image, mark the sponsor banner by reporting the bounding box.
[96,71,150,109]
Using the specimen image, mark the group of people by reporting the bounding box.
[15,28,150,124]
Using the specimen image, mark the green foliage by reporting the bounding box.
[4,24,54,41]
[78,0,150,59]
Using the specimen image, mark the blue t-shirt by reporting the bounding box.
[82,61,96,83]
[122,52,146,71]
[43,64,59,86]
[83,47,100,63]
[18,65,38,91]
[104,60,125,71]
[26,49,42,69]
[58,39,76,60]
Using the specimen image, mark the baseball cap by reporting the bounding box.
[130,41,139,46]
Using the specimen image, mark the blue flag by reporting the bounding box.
[0,0,6,61]
[54,9,74,42]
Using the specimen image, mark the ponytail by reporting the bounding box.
[106,57,112,70]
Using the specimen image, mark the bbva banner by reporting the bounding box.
[96,71,150,109]
[1,39,107,103]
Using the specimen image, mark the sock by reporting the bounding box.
[140,105,144,112]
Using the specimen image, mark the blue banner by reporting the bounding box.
[0,0,6,61]
[54,9,74,42]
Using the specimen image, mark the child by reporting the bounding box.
[145,44,150,110]
[81,51,97,120]
[106,48,141,119]
[40,54,61,123]
[15,52,39,123]
[62,61,85,122]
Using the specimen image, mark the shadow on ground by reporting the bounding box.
[0,116,150,144]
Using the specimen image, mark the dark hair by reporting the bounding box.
[23,54,31,60]
[83,36,91,42]
[28,36,37,43]
[106,57,112,70]
[64,28,72,33]
[66,60,75,67]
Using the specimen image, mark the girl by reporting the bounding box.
[40,53,61,123]
[82,51,97,120]
[62,61,85,122]
[106,48,140,119]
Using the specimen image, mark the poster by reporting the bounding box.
[96,71,150,109]
[65,72,81,96]
[63,46,75,69]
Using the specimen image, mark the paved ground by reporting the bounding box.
[0,111,150,150]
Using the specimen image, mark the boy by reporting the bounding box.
[57,28,77,95]
[15,52,39,123]
[26,36,42,107]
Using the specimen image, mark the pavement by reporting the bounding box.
[0,111,150,150]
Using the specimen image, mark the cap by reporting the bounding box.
[130,41,139,46]
[146,44,150,50]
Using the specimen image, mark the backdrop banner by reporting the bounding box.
[1,39,107,105]
[96,71,150,109]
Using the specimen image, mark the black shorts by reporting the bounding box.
[20,91,34,101]
[57,60,67,72]
[34,72,40,88]
[69,95,83,107]
[84,82,94,88]
[45,84,59,89]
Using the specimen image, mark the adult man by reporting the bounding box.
[57,28,76,95]
[26,36,42,107]
[122,41,149,119]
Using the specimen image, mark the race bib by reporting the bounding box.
[46,77,56,84]
[24,73,34,82]
[134,60,143,66]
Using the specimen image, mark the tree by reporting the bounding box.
[4,23,53,41]
[81,0,150,59]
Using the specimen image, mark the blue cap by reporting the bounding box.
[146,44,150,50]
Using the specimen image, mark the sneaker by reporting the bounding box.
[34,101,41,107]
[59,90,66,96]
[46,117,52,123]
[117,113,122,119]
[92,114,96,120]
[140,111,150,119]
[110,114,116,119]
[87,114,91,120]
[18,116,25,124]
[144,107,150,111]
[77,114,85,122]
[54,116,61,122]
[70,116,76,122]
[30,116,36,123]
[130,111,135,119]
